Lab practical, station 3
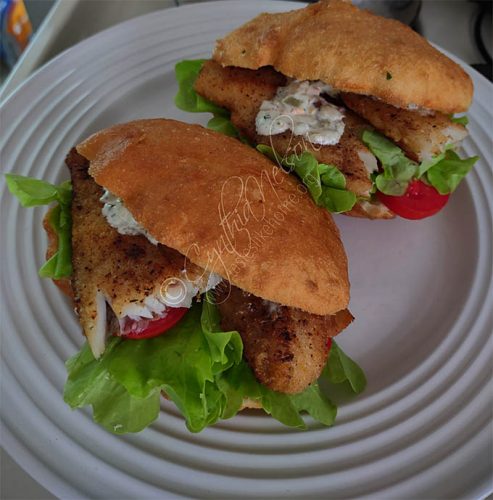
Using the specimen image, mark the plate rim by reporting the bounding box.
[1,1,492,498]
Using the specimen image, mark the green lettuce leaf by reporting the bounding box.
[6,174,72,278]
[215,359,258,419]
[64,302,243,433]
[216,359,337,429]
[256,145,356,213]
[206,115,239,138]
[64,297,367,433]
[323,340,367,394]
[362,129,478,197]
[424,150,478,195]
[451,115,469,126]
[64,338,161,434]
[201,294,243,372]
[37,204,72,278]
[217,338,366,429]
[290,384,338,426]
[318,187,358,214]
[362,130,417,196]
[174,59,240,138]
[416,149,448,178]
[5,174,71,207]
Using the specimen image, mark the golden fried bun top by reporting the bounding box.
[213,0,473,113]
[77,119,350,316]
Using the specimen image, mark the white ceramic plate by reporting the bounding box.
[1,1,492,498]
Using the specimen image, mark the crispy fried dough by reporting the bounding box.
[342,93,469,162]
[195,60,375,197]
[215,283,353,393]
[67,149,207,356]
[77,119,350,316]
[213,0,473,113]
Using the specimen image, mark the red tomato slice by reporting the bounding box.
[123,307,188,339]
[326,337,332,351]
[377,180,450,220]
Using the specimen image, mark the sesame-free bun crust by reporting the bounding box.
[213,0,473,113]
[77,119,350,316]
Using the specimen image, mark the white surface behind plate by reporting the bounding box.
[0,2,492,499]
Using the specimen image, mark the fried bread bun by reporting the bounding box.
[213,0,473,113]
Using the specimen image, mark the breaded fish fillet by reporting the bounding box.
[195,60,376,198]
[195,59,286,137]
[215,283,353,394]
[67,149,208,357]
[257,122,376,199]
[342,93,468,162]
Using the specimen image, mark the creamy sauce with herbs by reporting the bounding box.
[407,103,435,116]
[255,80,345,145]
[100,190,159,245]
[262,299,281,315]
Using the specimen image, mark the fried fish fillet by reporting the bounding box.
[195,60,376,198]
[67,149,209,357]
[256,120,377,199]
[215,283,353,394]
[195,59,286,137]
[342,93,468,162]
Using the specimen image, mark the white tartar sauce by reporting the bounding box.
[100,190,158,245]
[255,80,345,146]
[407,102,434,116]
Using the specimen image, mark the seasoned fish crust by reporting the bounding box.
[67,149,207,355]
[257,126,374,198]
[195,60,375,198]
[195,59,286,140]
[215,283,353,394]
[342,93,468,162]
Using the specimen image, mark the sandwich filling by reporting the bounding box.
[115,270,222,334]
[181,59,478,219]
[101,190,159,245]
[62,149,224,357]
[100,189,222,337]
[255,79,345,145]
